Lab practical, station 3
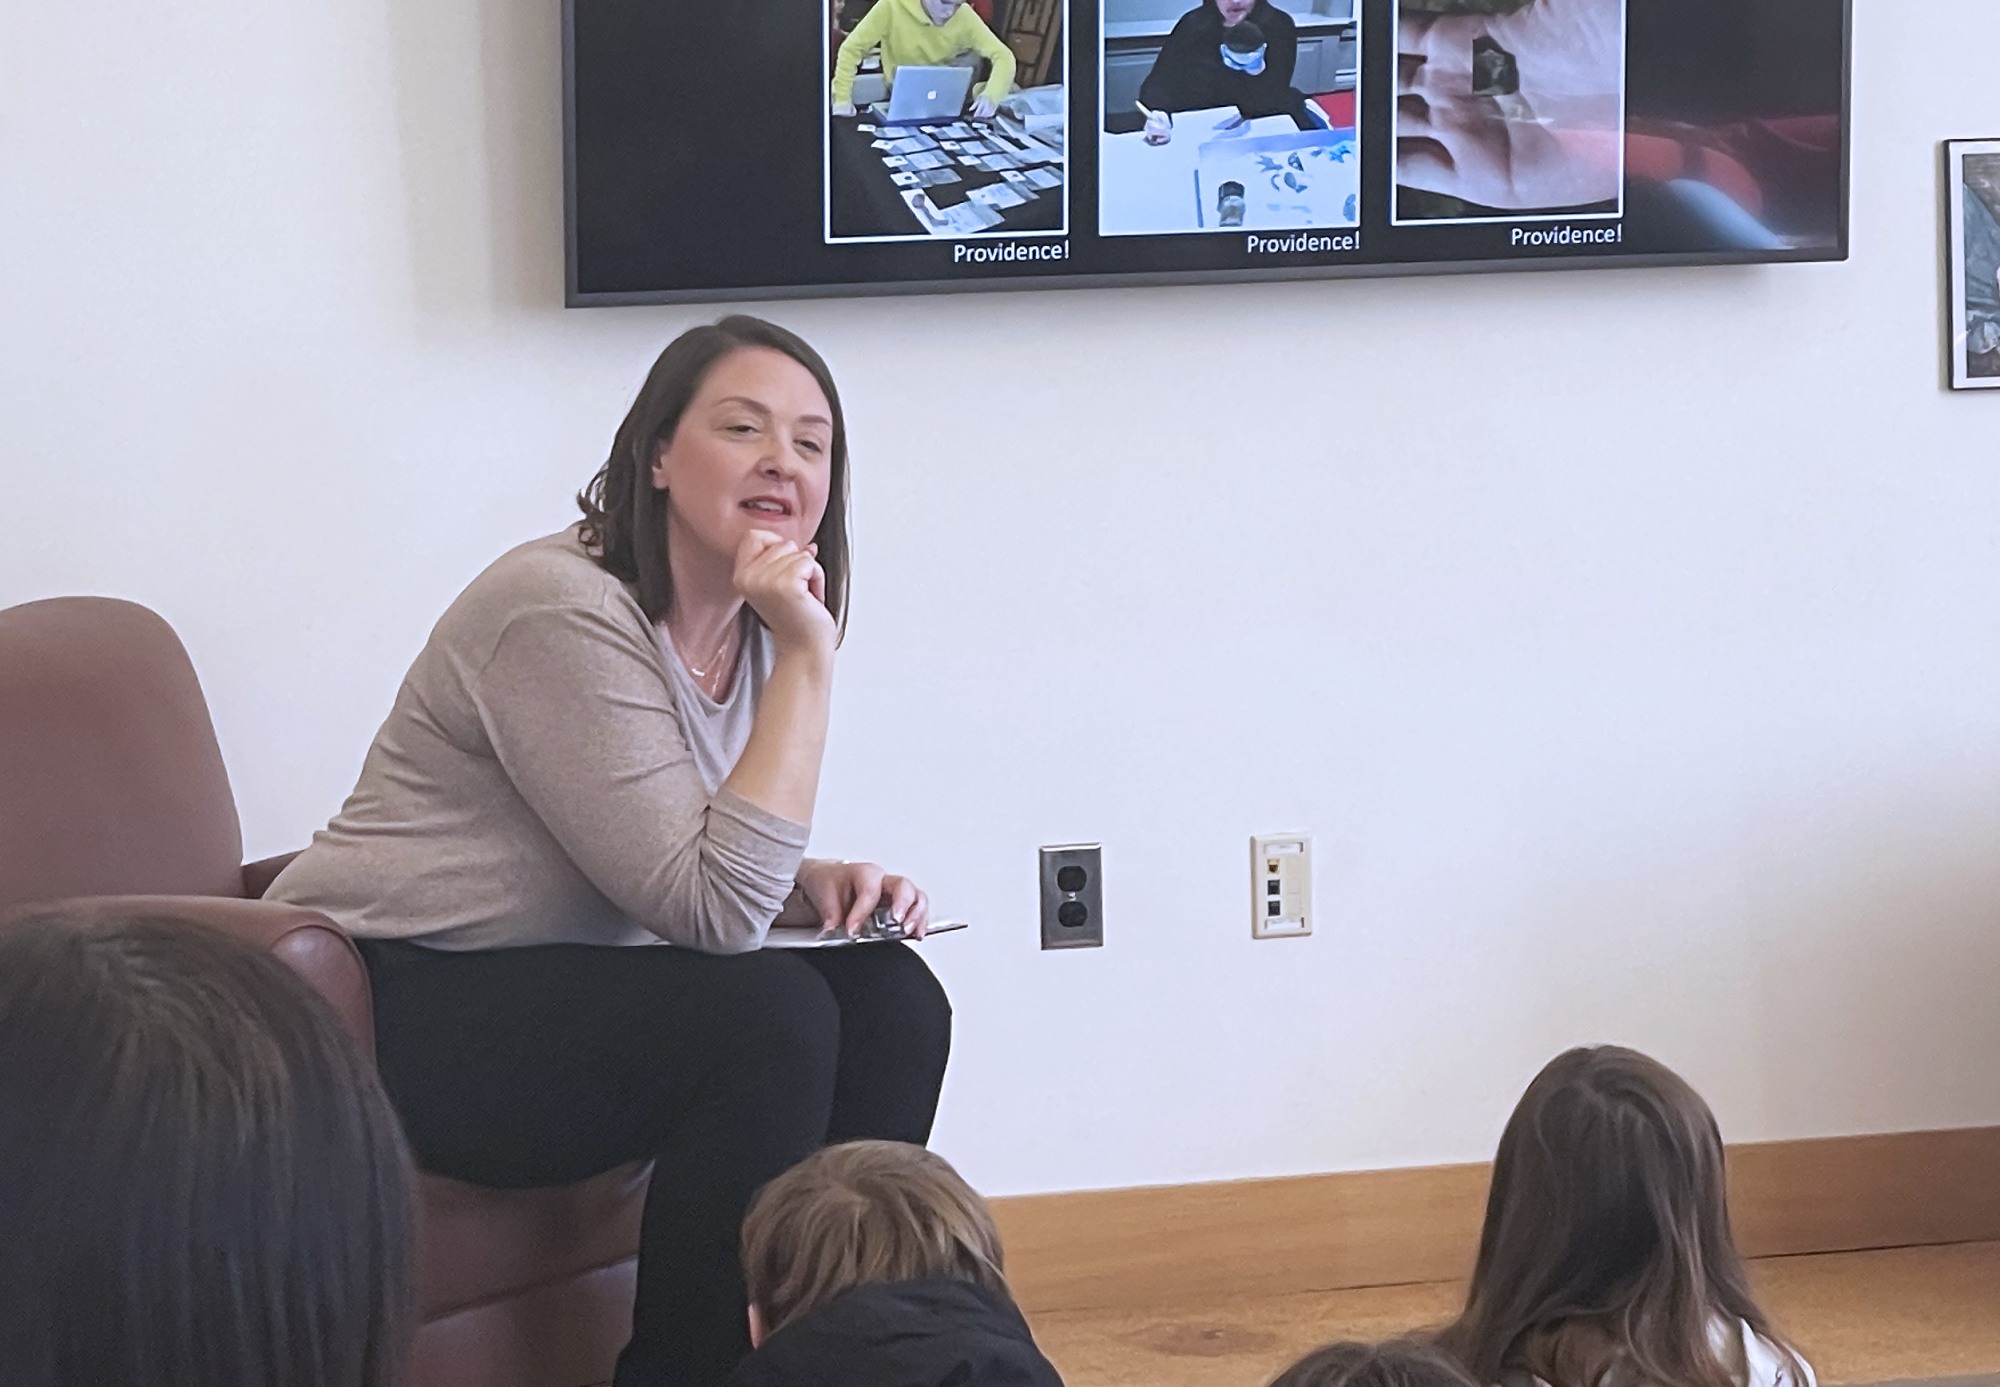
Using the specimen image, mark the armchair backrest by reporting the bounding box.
[0,597,245,909]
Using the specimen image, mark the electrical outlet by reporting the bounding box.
[1039,844,1104,950]
[1251,834,1312,938]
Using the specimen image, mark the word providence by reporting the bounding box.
[952,241,1071,263]
[1246,232,1359,254]
[1510,223,1624,247]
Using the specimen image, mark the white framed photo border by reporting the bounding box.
[1946,138,2000,391]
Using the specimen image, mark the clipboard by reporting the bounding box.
[762,920,970,950]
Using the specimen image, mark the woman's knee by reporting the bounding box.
[883,944,952,1045]
[816,942,952,1049]
[715,952,843,1069]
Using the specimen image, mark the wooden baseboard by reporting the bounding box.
[991,1126,2000,1314]
[1728,1127,2000,1254]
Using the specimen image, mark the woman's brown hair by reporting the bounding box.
[577,315,852,634]
[740,1139,1010,1334]
[1437,1046,1806,1387]
[0,914,417,1387]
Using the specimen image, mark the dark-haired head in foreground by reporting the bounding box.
[0,914,416,1387]
[1222,20,1267,54]
[1273,1337,1484,1387]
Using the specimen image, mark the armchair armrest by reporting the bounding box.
[0,894,375,1055]
[242,849,303,900]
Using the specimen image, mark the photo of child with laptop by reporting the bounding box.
[825,0,1070,242]
[832,0,1015,120]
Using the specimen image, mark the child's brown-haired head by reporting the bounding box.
[741,1140,1009,1336]
[1272,1338,1482,1387]
[1440,1046,1804,1387]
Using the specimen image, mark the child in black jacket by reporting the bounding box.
[728,1140,1065,1387]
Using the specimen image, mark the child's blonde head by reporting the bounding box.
[741,1140,1009,1334]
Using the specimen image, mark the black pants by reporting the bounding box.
[356,937,953,1387]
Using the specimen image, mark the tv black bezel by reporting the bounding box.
[561,0,1853,307]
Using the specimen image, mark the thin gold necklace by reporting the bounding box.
[679,618,739,696]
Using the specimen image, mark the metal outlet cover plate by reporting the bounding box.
[1039,843,1104,950]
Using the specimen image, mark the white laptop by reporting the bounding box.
[875,64,975,126]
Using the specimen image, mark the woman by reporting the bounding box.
[1137,0,1307,141]
[269,316,954,1387]
[0,913,415,1387]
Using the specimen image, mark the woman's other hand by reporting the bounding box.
[796,860,932,939]
[735,529,835,661]
[832,100,858,117]
[969,94,998,120]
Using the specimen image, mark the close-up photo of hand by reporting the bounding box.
[1395,0,1626,212]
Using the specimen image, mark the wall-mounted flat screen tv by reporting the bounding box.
[564,0,1850,304]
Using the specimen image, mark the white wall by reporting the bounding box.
[6,0,1999,1198]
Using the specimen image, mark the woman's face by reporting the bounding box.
[921,0,966,24]
[1216,0,1257,25]
[651,347,834,563]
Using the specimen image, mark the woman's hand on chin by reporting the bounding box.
[796,859,932,939]
[735,529,836,662]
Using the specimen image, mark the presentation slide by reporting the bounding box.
[565,0,1849,304]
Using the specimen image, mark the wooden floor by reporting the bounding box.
[1028,1241,2000,1387]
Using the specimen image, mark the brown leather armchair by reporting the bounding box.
[0,596,651,1387]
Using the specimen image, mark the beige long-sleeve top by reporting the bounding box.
[268,527,810,953]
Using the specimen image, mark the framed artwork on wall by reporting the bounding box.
[1947,139,2000,391]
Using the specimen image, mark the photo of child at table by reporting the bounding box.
[824,0,1067,242]
[1134,0,1313,141]
[1098,0,1355,238]
[830,0,1016,118]
[1393,0,1626,222]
